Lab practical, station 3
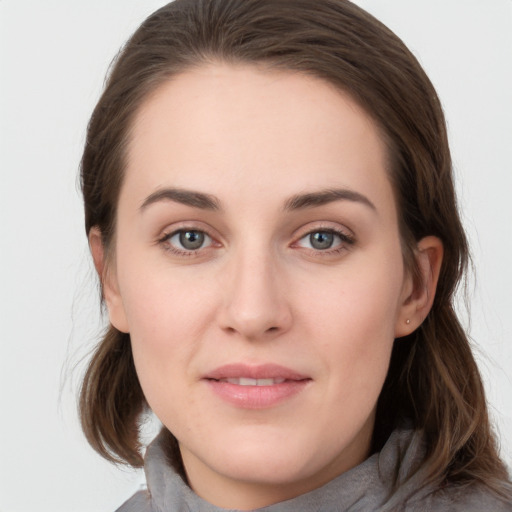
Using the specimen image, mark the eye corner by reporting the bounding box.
[291,225,356,257]
[157,226,220,258]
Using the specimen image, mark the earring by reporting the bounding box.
[406,319,411,325]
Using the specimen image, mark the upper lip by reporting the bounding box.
[204,363,310,381]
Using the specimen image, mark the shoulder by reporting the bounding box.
[115,490,153,512]
[406,483,512,512]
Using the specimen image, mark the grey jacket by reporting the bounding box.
[116,427,512,511]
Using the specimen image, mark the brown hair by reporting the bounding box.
[79,0,511,501]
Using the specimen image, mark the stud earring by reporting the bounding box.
[406,319,411,325]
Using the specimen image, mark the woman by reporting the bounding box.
[79,0,512,510]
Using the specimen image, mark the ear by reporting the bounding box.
[395,236,443,338]
[88,227,130,333]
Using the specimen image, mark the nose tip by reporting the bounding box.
[219,254,292,341]
[223,309,287,340]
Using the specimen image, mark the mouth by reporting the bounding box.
[203,364,311,409]
[215,377,287,386]
[204,363,309,381]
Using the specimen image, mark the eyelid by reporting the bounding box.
[156,222,221,256]
[291,222,356,254]
[292,221,354,242]
[156,220,217,240]
[154,221,355,258]
[168,230,213,249]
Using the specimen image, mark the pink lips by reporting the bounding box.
[203,364,311,409]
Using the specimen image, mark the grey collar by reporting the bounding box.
[142,426,428,511]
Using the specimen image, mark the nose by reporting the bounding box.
[218,247,293,341]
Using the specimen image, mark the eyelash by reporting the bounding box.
[293,227,355,256]
[158,227,216,257]
[157,226,355,257]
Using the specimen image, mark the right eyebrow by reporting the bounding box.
[139,188,222,212]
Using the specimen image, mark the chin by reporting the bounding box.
[224,450,314,484]
[188,426,350,487]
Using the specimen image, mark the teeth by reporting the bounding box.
[220,377,286,386]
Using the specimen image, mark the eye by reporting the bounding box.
[296,229,352,251]
[165,229,213,252]
[307,231,336,250]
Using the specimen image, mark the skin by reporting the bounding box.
[90,64,442,510]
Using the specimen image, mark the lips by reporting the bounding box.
[205,363,309,381]
[203,364,311,409]
[219,377,286,386]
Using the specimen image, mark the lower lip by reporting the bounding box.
[205,379,310,409]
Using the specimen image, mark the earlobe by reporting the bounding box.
[395,236,443,338]
[88,227,130,333]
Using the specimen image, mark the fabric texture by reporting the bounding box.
[116,427,512,511]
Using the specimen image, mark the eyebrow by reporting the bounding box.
[139,186,376,214]
[284,188,376,212]
[140,188,221,212]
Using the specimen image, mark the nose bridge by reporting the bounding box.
[220,239,291,339]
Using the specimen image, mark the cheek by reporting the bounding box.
[301,252,404,389]
[118,244,216,339]
[304,253,404,338]
[126,293,202,426]
[116,261,218,407]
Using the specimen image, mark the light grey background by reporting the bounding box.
[1,1,511,511]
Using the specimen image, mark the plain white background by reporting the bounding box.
[1,1,511,511]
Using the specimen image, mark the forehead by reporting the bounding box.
[123,63,395,218]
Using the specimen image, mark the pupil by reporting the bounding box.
[310,231,333,250]
[180,230,204,250]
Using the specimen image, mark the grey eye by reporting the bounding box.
[309,231,335,250]
[170,230,210,250]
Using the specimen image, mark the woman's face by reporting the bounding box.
[104,64,415,508]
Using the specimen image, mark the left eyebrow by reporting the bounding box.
[283,188,377,212]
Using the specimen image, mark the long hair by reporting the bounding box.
[79,0,511,500]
